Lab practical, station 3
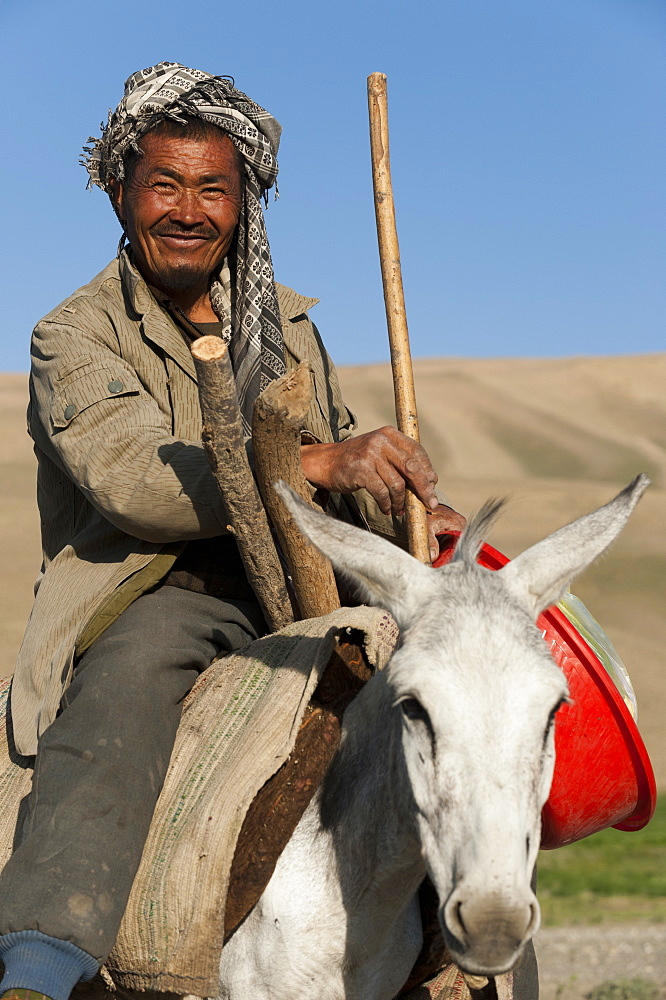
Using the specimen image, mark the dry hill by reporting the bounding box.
[1,356,664,788]
[337,353,665,789]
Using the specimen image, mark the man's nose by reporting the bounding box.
[168,189,206,226]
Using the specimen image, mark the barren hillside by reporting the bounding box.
[1,355,664,786]
[337,353,666,788]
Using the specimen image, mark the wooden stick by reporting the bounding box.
[367,71,431,565]
[191,336,294,632]
[252,362,340,620]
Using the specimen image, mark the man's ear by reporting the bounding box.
[108,177,125,222]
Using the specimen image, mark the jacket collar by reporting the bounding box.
[120,251,198,380]
[275,284,319,323]
[119,251,320,379]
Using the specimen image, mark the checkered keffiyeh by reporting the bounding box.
[83,62,286,433]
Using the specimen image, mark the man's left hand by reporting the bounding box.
[300,431,466,562]
[427,504,466,563]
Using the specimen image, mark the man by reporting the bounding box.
[0,63,464,1000]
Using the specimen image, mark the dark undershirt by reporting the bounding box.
[188,320,226,338]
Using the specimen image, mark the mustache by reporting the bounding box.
[151,224,217,240]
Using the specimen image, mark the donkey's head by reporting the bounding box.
[277,475,648,976]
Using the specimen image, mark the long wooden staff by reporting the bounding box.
[367,72,431,564]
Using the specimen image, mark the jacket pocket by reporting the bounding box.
[51,365,141,430]
[56,355,94,380]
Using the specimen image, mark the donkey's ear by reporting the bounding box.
[498,475,649,618]
[275,481,433,628]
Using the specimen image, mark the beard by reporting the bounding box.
[151,258,213,295]
[127,220,226,300]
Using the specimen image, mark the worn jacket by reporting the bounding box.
[12,252,397,756]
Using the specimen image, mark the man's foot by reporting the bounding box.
[1,991,54,1000]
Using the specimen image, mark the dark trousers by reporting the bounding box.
[0,586,264,964]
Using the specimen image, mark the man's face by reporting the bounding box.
[112,129,243,300]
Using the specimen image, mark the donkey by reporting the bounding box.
[218,475,649,1000]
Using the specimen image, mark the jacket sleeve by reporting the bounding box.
[30,318,228,544]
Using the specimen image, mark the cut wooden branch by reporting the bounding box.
[368,71,431,564]
[191,335,293,632]
[252,362,340,620]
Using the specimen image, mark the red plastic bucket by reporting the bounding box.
[434,536,657,850]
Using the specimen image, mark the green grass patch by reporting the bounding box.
[538,797,666,925]
[586,979,659,1000]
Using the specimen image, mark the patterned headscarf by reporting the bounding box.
[83,62,286,434]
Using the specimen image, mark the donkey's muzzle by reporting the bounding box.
[441,889,539,975]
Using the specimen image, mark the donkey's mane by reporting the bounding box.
[452,497,506,567]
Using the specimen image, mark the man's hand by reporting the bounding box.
[300,426,466,560]
[427,504,466,562]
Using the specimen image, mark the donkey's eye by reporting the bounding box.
[399,697,436,756]
[544,697,567,744]
[400,697,430,725]
[548,698,567,727]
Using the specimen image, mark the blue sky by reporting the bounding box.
[1,0,664,371]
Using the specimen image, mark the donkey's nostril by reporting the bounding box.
[526,898,540,937]
[443,891,468,947]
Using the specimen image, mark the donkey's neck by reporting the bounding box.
[319,670,425,927]
[219,671,427,999]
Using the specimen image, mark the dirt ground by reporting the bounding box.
[536,923,666,999]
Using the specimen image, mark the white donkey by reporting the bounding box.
[219,475,648,1000]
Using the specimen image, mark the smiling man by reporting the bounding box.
[0,63,465,1000]
[110,128,244,318]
